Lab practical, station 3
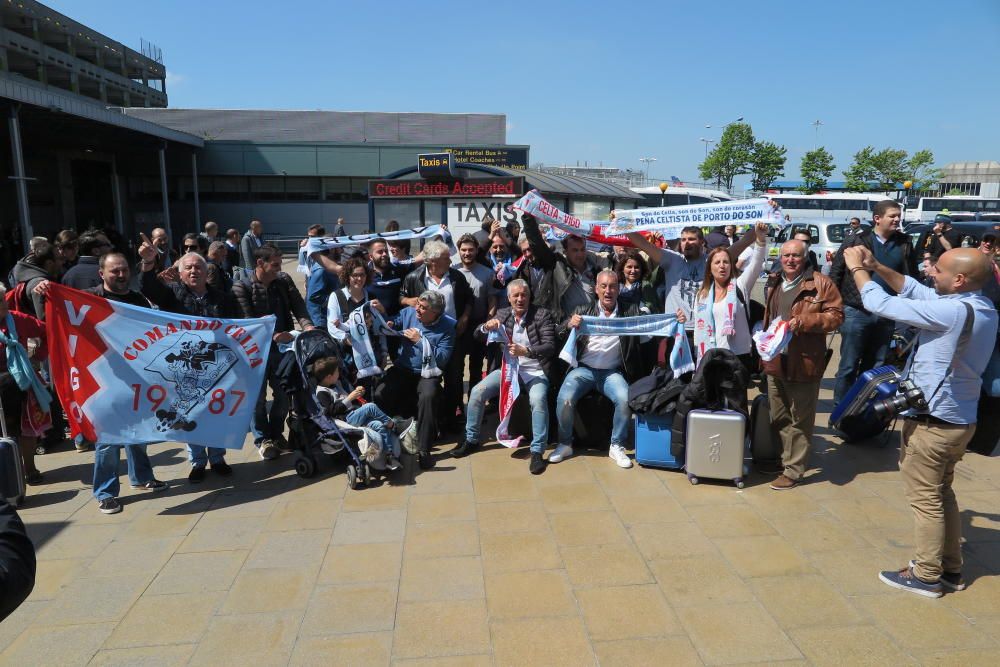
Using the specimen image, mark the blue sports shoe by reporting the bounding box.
[879,567,943,598]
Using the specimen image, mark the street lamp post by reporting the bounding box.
[811,119,824,148]
[704,116,744,130]
[659,182,669,206]
[639,157,657,184]
[699,137,714,157]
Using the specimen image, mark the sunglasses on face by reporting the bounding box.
[183,245,199,251]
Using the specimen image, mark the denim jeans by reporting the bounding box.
[188,445,226,468]
[253,349,290,444]
[834,305,896,404]
[556,366,630,448]
[345,402,399,458]
[465,369,550,453]
[92,443,154,501]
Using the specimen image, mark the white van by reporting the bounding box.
[768,218,866,270]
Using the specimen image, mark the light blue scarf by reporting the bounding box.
[0,313,51,412]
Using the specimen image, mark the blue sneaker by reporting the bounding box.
[879,567,943,598]
[909,560,966,591]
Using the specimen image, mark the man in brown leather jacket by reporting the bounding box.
[763,240,844,490]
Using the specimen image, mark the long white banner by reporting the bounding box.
[607,198,783,236]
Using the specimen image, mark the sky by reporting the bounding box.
[47,0,1000,187]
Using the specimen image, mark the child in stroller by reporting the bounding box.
[311,355,409,471]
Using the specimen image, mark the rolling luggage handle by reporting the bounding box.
[0,392,8,441]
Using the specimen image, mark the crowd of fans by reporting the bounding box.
[2,199,999,605]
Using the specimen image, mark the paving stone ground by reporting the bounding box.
[4,261,1000,665]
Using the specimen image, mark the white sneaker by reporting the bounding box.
[548,444,574,463]
[609,444,632,469]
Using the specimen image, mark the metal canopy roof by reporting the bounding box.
[385,164,641,201]
[0,76,202,147]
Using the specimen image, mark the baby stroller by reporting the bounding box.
[276,329,385,489]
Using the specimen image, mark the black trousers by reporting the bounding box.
[373,365,440,454]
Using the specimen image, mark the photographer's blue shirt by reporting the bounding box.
[861,277,998,424]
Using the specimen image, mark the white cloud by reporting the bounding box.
[166,72,187,87]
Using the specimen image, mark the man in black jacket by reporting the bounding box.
[829,200,918,405]
[233,243,314,460]
[451,279,556,474]
[551,270,647,469]
[138,237,241,481]
[519,213,609,323]
[0,499,34,622]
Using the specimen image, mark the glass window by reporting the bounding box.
[827,224,850,243]
[788,224,819,244]
[571,199,611,221]
[285,177,320,201]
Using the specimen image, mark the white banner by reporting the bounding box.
[608,198,782,236]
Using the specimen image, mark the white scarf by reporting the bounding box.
[693,281,739,362]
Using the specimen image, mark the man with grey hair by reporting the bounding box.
[373,289,456,470]
[553,269,648,469]
[452,279,556,474]
[138,235,242,481]
[401,239,473,432]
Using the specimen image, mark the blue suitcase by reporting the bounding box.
[830,365,899,443]
[634,412,682,469]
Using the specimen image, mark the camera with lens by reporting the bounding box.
[872,378,928,419]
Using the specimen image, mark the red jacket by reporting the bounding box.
[0,311,47,374]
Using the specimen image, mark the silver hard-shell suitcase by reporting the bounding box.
[685,409,746,488]
[0,395,26,507]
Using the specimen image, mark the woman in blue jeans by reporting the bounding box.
[451,280,557,475]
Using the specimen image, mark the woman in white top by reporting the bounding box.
[326,257,386,343]
[678,221,769,367]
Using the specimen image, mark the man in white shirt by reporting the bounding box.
[551,270,648,469]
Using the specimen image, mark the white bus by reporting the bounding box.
[630,185,733,209]
[904,196,1000,223]
[766,192,892,221]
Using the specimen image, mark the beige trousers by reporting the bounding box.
[900,419,976,581]
[766,376,820,481]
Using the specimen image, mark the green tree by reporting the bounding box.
[844,146,909,191]
[698,122,755,191]
[748,141,787,192]
[905,149,944,191]
[799,147,835,193]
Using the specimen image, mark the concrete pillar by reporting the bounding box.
[70,71,80,95]
[98,81,107,104]
[191,152,201,230]
[158,144,173,241]
[8,105,35,254]
[111,154,124,234]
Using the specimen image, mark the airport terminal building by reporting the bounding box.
[1,0,637,265]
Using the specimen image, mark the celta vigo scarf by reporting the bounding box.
[299,225,456,273]
[753,318,793,361]
[0,313,51,412]
[558,313,695,375]
[486,327,524,448]
[693,282,739,363]
[358,306,442,379]
[513,190,635,248]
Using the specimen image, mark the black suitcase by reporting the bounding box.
[750,393,781,466]
[0,396,26,508]
[573,393,614,450]
[967,392,1000,456]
